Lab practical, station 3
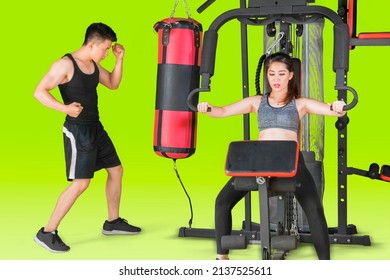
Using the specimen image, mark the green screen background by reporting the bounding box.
[0,0,389,260]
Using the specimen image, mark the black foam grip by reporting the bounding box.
[381,165,390,177]
[333,23,350,72]
[221,235,247,250]
[368,163,380,179]
[233,177,257,191]
[269,178,297,193]
[200,30,218,76]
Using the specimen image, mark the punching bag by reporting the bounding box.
[153,18,202,159]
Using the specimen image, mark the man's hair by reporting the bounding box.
[83,22,117,45]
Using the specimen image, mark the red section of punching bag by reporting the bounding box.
[157,28,201,66]
[154,110,197,159]
[153,18,202,159]
[155,18,202,66]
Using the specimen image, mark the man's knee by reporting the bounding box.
[71,179,91,194]
[107,165,123,179]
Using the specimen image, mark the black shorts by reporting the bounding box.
[62,121,121,181]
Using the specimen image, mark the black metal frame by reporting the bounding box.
[179,0,374,248]
[331,0,390,245]
[341,0,390,47]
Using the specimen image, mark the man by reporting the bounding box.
[33,22,141,253]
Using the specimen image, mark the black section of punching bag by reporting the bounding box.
[156,64,200,111]
[154,146,196,155]
[154,20,202,32]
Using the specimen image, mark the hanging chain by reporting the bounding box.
[170,0,192,21]
[170,0,180,19]
[290,195,300,241]
[183,0,192,18]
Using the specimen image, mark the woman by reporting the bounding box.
[197,52,346,260]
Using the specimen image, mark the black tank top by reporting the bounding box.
[59,53,100,124]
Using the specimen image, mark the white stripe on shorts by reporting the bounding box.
[63,126,77,180]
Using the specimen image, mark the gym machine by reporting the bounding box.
[177,0,389,258]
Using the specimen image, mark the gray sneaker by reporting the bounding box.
[34,227,70,253]
[102,217,141,235]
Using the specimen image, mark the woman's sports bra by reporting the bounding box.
[257,93,299,133]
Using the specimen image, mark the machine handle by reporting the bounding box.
[187,88,210,112]
[331,85,359,111]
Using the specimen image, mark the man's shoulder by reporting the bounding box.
[43,55,74,83]
[51,55,73,71]
[59,54,73,65]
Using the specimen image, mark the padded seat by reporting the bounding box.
[222,140,300,259]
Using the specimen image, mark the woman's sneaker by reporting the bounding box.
[34,227,70,253]
[102,217,141,235]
